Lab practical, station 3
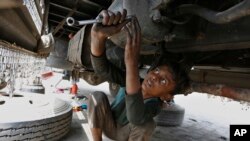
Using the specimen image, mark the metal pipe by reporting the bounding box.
[190,82,250,102]
[178,0,250,24]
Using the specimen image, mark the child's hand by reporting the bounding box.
[91,9,129,40]
[124,17,141,68]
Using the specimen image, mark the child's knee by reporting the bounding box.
[89,91,108,107]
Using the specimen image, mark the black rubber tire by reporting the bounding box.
[0,112,72,141]
[109,82,120,97]
[154,103,185,126]
[0,94,72,141]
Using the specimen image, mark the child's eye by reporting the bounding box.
[160,79,167,85]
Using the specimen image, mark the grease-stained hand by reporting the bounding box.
[123,17,141,67]
[91,9,129,40]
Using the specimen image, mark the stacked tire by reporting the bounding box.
[0,94,72,141]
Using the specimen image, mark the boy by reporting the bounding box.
[88,9,189,141]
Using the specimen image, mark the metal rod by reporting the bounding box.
[50,2,91,18]
[178,0,250,24]
[190,82,250,102]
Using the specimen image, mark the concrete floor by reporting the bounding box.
[43,73,250,141]
[60,108,229,141]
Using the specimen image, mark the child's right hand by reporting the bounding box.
[91,9,129,41]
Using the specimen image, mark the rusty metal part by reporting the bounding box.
[45,37,73,70]
[192,66,250,73]
[67,25,95,70]
[46,54,74,70]
[41,0,50,35]
[36,0,51,55]
[189,69,250,89]
[108,0,171,47]
[178,0,250,24]
[166,40,250,52]
[190,82,250,102]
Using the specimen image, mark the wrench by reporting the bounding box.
[66,15,133,26]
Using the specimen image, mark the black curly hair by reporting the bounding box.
[147,56,190,95]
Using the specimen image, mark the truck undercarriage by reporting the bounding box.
[0,0,250,101]
[0,0,250,140]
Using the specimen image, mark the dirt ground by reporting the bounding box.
[44,73,250,141]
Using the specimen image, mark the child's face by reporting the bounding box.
[142,65,176,101]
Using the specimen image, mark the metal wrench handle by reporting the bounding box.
[66,16,133,26]
[66,17,102,26]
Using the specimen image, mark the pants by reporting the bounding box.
[88,91,156,141]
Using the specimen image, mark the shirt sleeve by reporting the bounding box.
[91,53,126,87]
[125,92,162,125]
